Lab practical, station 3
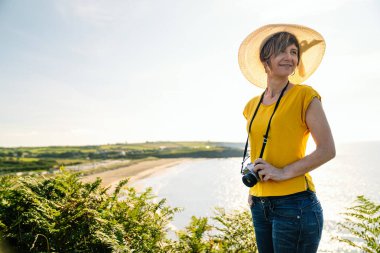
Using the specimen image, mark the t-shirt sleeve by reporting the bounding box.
[243,97,259,120]
[301,86,321,124]
[243,101,251,119]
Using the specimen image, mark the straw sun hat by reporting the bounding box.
[238,24,326,88]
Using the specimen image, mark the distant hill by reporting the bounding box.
[0,141,244,174]
[210,142,244,150]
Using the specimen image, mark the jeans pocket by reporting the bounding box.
[301,196,323,213]
[302,198,324,241]
[251,201,263,217]
[272,205,301,222]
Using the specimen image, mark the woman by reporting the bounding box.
[238,24,335,253]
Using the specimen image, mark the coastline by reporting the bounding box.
[81,158,191,192]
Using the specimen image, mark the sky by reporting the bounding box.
[0,0,379,147]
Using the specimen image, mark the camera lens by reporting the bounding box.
[242,172,259,187]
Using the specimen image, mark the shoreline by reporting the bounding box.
[81,158,192,192]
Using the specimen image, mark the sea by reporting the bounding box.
[133,142,380,253]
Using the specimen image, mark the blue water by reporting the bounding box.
[135,142,380,253]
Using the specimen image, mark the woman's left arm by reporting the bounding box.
[254,98,336,181]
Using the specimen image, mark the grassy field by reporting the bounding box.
[0,141,243,175]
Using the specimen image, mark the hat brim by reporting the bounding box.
[238,24,326,88]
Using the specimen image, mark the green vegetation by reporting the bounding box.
[0,142,243,175]
[0,171,178,252]
[0,158,57,174]
[333,196,380,253]
[0,171,256,252]
[1,170,379,252]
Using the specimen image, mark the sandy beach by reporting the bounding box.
[81,158,189,191]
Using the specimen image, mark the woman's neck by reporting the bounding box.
[266,77,290,98]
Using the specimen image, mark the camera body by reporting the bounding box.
[242,162,260,187]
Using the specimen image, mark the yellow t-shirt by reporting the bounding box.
[243,84,321,197]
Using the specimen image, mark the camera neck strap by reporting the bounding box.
[241,81,289,173]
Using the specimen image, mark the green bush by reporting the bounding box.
[176,216,214,252]
[333,195,380,253]
[211,208,257,252]
[0,170,179,252]
[174,208,257,253]
[0,170,259,252]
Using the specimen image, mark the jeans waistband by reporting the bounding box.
[252,190,315,202]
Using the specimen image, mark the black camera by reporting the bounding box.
[242,162,260,187]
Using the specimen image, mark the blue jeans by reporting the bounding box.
[250,191,323,253]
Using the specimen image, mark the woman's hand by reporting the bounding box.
[253,158,289,181]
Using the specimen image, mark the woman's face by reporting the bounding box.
[266,44,299,78]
